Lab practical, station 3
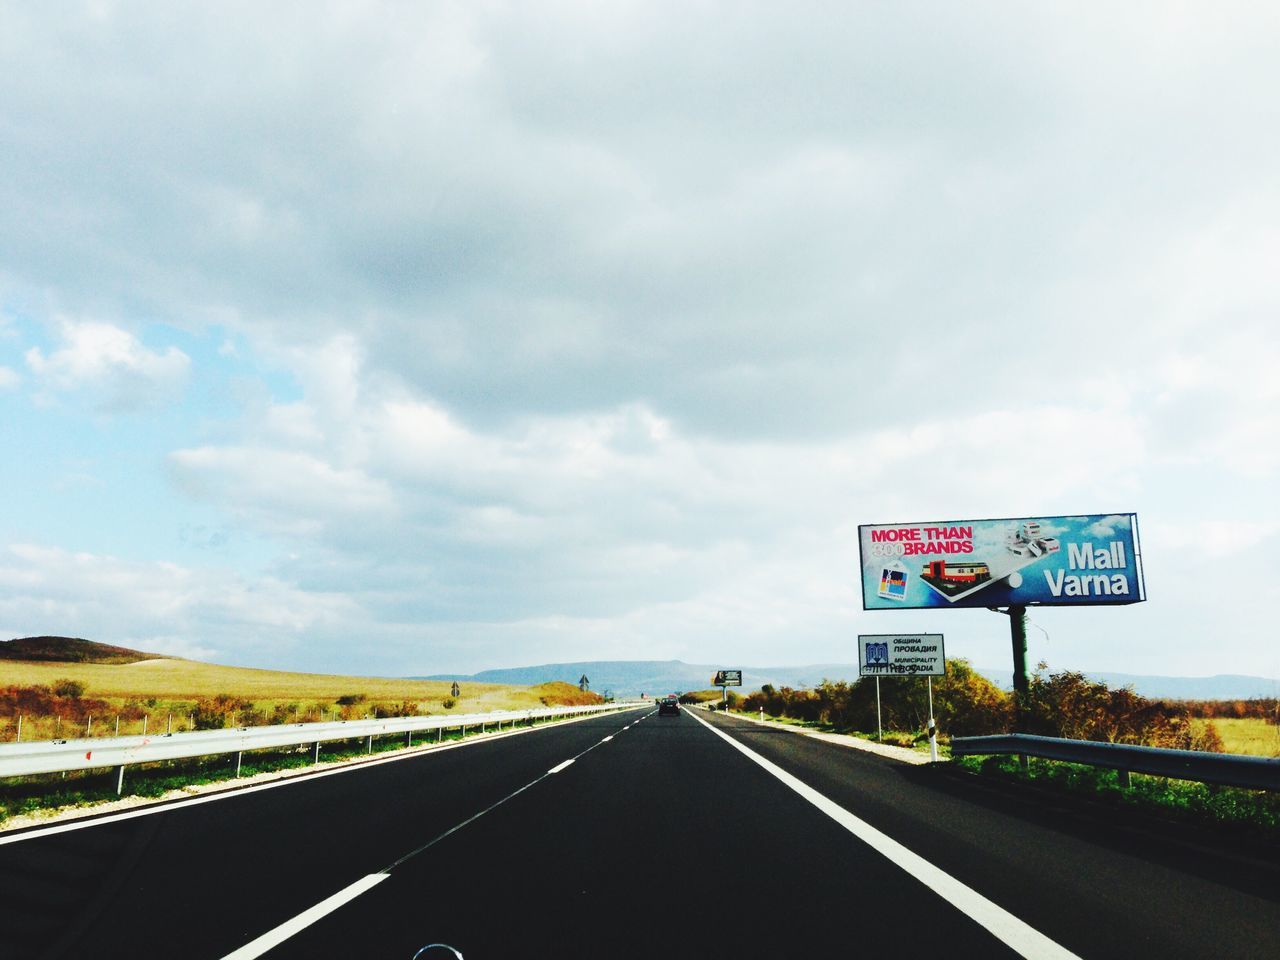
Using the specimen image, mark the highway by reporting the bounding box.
[1,705,1278,959]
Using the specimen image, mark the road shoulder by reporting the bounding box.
[706,707,933,765]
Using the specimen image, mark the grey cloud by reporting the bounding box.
[3,3,1279,675]
[4,3,1277,438]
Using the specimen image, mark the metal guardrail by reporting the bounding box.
[0,701,644,790]
[950,732,1280,791]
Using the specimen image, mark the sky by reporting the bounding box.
[1,2,1278,680]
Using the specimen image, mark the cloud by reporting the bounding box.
[0,543,361,668]
[1,4,1278,678]
[1,4,1274,438]
[1143,519,1280,560]
[170,446,395,538]
[163,332,1154,653]
[0,366,18,389]
[1082,516,1135,539]
[25,319,190,412]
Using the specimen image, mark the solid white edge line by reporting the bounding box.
[220,873,388,960]
[1,705,647,847]
[686,709,1080,960]
[548,758,575,774]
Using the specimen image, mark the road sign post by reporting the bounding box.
[927,676,938,762]
[875,677,882,742]
[859,634,945,759]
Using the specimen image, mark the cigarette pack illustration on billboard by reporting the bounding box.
[877,560,909,601]
[858,514,1145,610]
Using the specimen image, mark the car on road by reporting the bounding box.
[658,696,680,716]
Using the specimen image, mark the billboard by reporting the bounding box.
[858,634,945,676]
[859,514,1145,610]
[713,670,742,686]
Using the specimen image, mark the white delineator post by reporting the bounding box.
[927,676,938,762]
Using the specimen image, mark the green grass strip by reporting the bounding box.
[953,754,1280,831]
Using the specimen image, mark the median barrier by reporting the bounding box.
[0,701,644,793]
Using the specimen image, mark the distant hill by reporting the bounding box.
[420,659,1280,702]
[418,660,722,697]
[975,668,1280,701]
[0,636,168,665]
[418,660,892,696]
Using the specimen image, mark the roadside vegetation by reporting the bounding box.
[0,673,601,742]
[0,638,607,826]
[677,690,724,705]
[952,755,1280,833]
[727,660,1280,831]
[731,660,1275,755]
[0,709,591,826]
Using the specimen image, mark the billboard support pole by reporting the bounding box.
[1009,604,1028,732]
[988,605,1029,731]
[875,677,882,742]
[1009,604,1029,694]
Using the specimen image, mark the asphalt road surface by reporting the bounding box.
[2,705,1278,959]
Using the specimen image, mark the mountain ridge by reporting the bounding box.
[417,659,1280,701]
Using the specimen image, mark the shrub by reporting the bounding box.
[1020,664,1221,751]
[441,697,457,710]
[336,693,367,707]
[52,678,86,699]
[381,700,420,717]
[0,683,109,722]
[535,682,604,707]
[271,702,300,724]
[738,662,1010,737]
[190,693,253,730]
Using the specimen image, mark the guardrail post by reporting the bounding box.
[438,726,442,743]
[1117,769,1131,788]
[235,751,243,777]
[115,764,126,795]
[406,731,412,748]
[367,735,373,754]
[313,741,320,765]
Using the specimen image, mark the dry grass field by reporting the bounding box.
[1200,717,1280,758]
[0,656,540,704]
[1,651,599,741]
[1,657,470,702]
